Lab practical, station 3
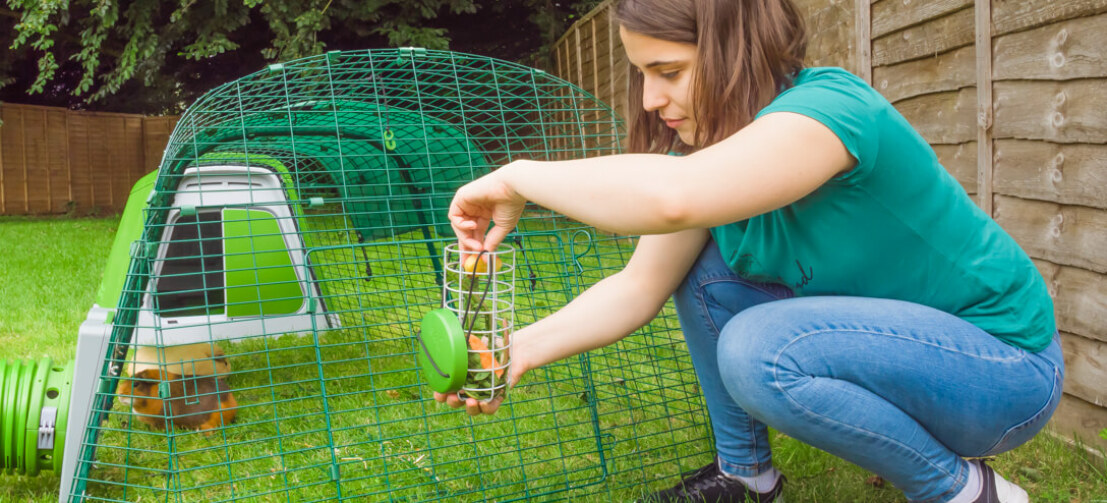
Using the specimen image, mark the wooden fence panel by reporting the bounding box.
[1061,332,1106,410]
[1,106,26,213]
[46,109,70,213]
[994,80,1107,144]
[1052,394,1107,451]
[892,88,977,145]
[993,0,1107,37]
[86,115,113,209]
[994,12,1107,81]
[995,195,1107,275]
[0,103,174,215]
[21,109,49,213]
[793,0,858,71]
[872,7,975,66]
[66,112,93,212]
[872,0,972,38]
[994,140,1107,209]
[873,45,976,104]
[1035,260,1107,345]
[143,116,179,173]
[932,143,978,194]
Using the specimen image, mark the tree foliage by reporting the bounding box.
[1,0,605,113]
[6,0,611,113]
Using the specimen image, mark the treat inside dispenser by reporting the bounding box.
[418,243,515,402]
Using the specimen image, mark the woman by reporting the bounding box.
[437,0,1063,501]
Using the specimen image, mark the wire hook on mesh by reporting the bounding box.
[570,229,594,277]
[514,235,538,292]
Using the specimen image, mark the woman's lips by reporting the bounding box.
[663,118,685,129]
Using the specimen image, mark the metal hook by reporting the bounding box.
[570,229,594,277]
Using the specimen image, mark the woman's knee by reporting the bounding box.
[716,303,797,409]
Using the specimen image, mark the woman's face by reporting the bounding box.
[620,27,698,146]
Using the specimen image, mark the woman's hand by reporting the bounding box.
[433,328,533,416]
[448,162,528,251]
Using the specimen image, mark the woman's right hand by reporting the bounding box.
[449,161,529,251]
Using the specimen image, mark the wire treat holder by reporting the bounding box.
[418,244,516,402]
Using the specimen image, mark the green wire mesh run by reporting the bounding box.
[68,48,713,502]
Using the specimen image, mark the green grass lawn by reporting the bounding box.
[1,216,1104,503]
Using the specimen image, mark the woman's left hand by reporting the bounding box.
[433,327,534,416]
[448,162,528,251]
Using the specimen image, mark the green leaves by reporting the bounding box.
[6,0,478,102]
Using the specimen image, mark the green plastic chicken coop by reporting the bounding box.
[55,48,713,502]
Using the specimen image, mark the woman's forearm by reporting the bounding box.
[499,113,854,237]
[514,268,668,370]
[502,155,690,235]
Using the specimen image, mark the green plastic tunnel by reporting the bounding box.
[0,359,73,476]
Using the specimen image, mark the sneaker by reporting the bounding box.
[639,460,784,503]
[972,459,1029,503]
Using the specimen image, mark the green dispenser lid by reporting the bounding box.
[417,308,468,393]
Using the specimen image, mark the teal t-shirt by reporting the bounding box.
[709,67,1055,352]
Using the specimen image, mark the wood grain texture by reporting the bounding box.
[1049,393,1107,451]
[552,0,613,49]
[873,7,974,66]
[994,139,1107,209]
[855,0,872,83]
[932,142,978,193]
[993,0,1107,36]
[975,0,994,216]
[1035,260,1107,345]
[994,13,1107,81]
[995,195,1107,274]
[873,45,975,103]
[872,0,971,38]
[0,103,174,215]
[0,106,5,213]
[46,108,69,213]
[794,0,857,70]
[1061,332,1107,407]
[3,107,27,213]
[22,108,47,213]
[994,80,1107,143]
[893,87,976,144]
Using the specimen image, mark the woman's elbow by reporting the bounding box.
[652,190,697,232]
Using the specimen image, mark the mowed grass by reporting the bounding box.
[1,215,1105,502]
[0,217,119,503]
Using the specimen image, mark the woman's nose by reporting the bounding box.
[642,79,668,112]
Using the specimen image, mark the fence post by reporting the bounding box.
[65,109,72,205]
[86,114,94,208]
[975,0,994,216]
[855,0,872,85]
[21,107,28,213]
[43,108,52,213]
[0,103,5,214]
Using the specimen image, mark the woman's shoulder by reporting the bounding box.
[787,67,876,97]
[761,67,886,117]
[794,66,866,84]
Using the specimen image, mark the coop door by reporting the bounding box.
[221,208,305,317]
[138,207,323,345]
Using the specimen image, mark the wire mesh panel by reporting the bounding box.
[67,48,712,502]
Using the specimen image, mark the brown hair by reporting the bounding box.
[615,0,807,154]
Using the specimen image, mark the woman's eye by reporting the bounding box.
[660,70,679,79]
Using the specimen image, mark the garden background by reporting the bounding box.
[0,0,1104,500]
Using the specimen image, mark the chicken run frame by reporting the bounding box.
[55,48,714,502]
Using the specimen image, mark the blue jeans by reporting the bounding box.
[673,241,1064,502]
